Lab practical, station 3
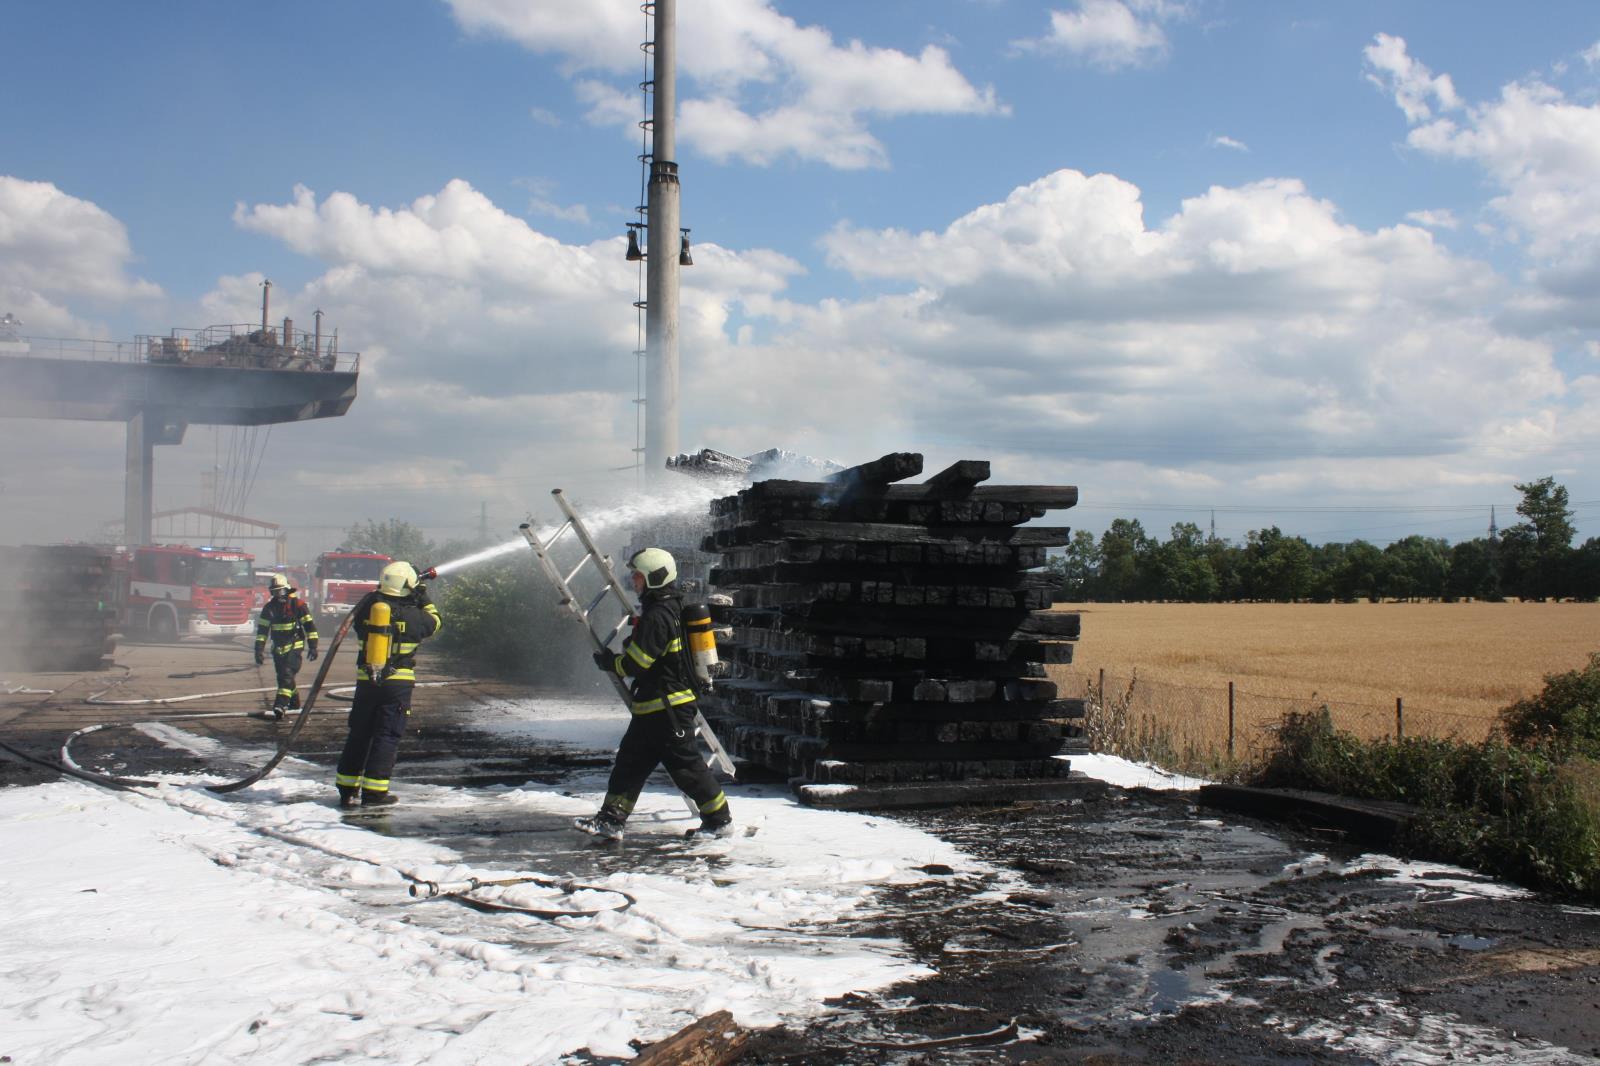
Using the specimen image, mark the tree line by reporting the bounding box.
[1049,477,1600,603]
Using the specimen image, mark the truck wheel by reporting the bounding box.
[149,606,179,643]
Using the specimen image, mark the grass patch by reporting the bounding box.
[1241,652,1600,898]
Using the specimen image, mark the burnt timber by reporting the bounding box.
[700,452,1096,810]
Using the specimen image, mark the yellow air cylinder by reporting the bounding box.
[364,599,392,679]
[683,603,718,683]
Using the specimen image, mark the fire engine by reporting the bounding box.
[123,544,261,640]
[310,550,391,617]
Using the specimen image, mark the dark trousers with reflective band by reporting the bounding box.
[272,650,302,709]
[335,680,411,794]
[602,704,728,822]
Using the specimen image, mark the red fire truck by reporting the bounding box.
[310,550,391,618]
[123,544,262,641]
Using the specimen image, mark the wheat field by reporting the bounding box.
[1045,602,1600,749]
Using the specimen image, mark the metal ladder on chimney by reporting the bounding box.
[519,489,735,811]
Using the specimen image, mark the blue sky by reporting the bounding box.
[3,1,1598,555]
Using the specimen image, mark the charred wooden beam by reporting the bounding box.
[727,482,1074,507]
[823,451,924,489]
[922,458,991,493]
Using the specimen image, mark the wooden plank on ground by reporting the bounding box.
[632,1010,749,1066]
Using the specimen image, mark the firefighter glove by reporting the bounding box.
[254,651,264,666]
[412,584,431,607]
[592,650,614,672]
[307,645,318,662]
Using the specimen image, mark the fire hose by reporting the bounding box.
[206,609,356,793]
[4,612,361,794]
[407,873,637,919]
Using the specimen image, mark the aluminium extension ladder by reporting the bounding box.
[519,489,735,810]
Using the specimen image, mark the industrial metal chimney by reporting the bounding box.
[643,0,680,481]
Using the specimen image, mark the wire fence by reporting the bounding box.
[1065,668,1502,777]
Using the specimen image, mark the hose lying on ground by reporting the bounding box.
[19,613,358,794]
[207,611,357,794]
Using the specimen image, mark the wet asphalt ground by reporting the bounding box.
[6,639,1600,1064]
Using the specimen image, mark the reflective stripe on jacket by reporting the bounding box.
[613,588,697,715]
[255,597,318,654]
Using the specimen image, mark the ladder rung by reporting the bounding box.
[563,554,591,587]
[540,519,573,551]
[581,586,611,617]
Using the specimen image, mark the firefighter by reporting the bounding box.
[575,547,733,841]
[334,561,442,808]
[253,573,318,719]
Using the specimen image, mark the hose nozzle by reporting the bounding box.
[417,566,438,582]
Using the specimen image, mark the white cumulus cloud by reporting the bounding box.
[446,0,1004,170]
[1405,209,1459,230]
[1366,34,1600,330]
[1363,32,1461,123]
[1014,0,1180,69]
[0,176,162,334]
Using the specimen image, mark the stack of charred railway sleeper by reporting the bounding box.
[699,452,1097,809]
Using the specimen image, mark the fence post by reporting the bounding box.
[1395,697,1404,740]
[1098,667,1105,709]
[1228,681,1236,760]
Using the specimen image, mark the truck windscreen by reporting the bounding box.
[196,558,255,588]
[327,557,387,581]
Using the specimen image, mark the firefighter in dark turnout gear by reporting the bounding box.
[334,561,442,808]
[575,548,732,841]
[254,574,318,719]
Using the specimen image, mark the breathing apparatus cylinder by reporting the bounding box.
[682,603,718,683]
[363,599,393,680]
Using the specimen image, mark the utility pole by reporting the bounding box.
[643,0,680,482]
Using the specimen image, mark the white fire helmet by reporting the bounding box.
[378,561,419,597]
[628,548,677,589]
[270,574,292,594]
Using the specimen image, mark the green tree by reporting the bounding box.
[344,518,435,564]
[434,558,597,683]
[1511,477,1576,600]
[1205,535,1244,600]
[1096,519,1150,601]
[1241,526,1314,601]
[1574,538,1600,602]
[1381,535,1450,601]
[1151,522,1218,601]
[1445,537,1501,601]
[1048,530,1101,601]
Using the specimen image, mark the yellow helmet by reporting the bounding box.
[378,561,419,597]
[269,573,292,594]
[628,547,677,589]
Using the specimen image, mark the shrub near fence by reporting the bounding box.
[1076,669,1500,778]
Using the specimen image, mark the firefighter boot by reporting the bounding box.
[361,789,399,808]
[573,811,626,841]
[337,785,360,809]
[684,809,735,840]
